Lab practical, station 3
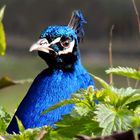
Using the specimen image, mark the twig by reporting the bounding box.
[132,0,140,33]
[109,25,115,85]
[135,65,140,88]
[127,77,131,87]
[131,0,140,88]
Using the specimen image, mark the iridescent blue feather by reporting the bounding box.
[7,10,95,134]
[68,10,87,42]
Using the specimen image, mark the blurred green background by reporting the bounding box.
[0,0,140,113]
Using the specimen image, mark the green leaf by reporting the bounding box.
[95,86,140,108]
[106,67,140,80]
[0,106,11,135]
[90,74,110,90]
[110,87,138,107]
[8,127,43,140]
[122,89,140,107]
[0,22,6,56]
[15,116,25,133]
[0,6,6,56]
[0,76,33,89]
[95,104,132,136]
[131,106,140,128]
[54,114,101,138]
[0,6,5,22]
[71,106,91,117]
[45,130,72,140]
[42,98,81,115]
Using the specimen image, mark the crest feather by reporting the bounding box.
[68,10,87,43]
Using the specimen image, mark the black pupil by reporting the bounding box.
[64,41,69,46]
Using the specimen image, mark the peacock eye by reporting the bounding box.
[60,37,71,48]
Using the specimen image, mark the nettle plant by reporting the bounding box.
[1,69,139,140]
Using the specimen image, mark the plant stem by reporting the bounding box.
[132,0,140,34]
[109,25,115,85]
[127,77,131,87]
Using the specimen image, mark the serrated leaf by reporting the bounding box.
[110,87,138,107]
[70,106,92,118]
[106,67,140,80]
[54,114,101,138]
[0,76,33,89]
[95,104,132,136]
[8,127,42,140]
[122,89,140,107]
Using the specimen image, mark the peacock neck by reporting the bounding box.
[47,58,82,73]
[47,48,82,72]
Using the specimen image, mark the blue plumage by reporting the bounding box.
[7,10,95,134]
[41,26,77,40]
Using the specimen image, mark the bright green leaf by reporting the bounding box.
[0,6,6,56]
[70,106,92,118]
[106,67,140,80]
[90,74,110,91]
[15,116,25,133]
[0,22,6,56]
[122,89,140,107]
[42,98,81,115]
[110,87,138,107]
[95,104,132,136]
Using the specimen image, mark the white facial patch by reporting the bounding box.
[29,37,75,55]
[50,37,61,45]
[58,40,75,55]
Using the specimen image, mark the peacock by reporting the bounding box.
[7,10,95,134]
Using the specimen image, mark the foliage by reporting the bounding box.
[0,106,11,135]
[5,126,51,140]
[0,5,6,56]
[106,67,140,80]
[41,67,140,138]
[0,66,140,139]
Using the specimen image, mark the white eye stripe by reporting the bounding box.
[50,37,61,45]
[37,37,61,46]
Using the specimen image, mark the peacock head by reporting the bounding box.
[30,10,86,71]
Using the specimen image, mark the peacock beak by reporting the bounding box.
[29,38,53,53]
[29,37,61,53]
